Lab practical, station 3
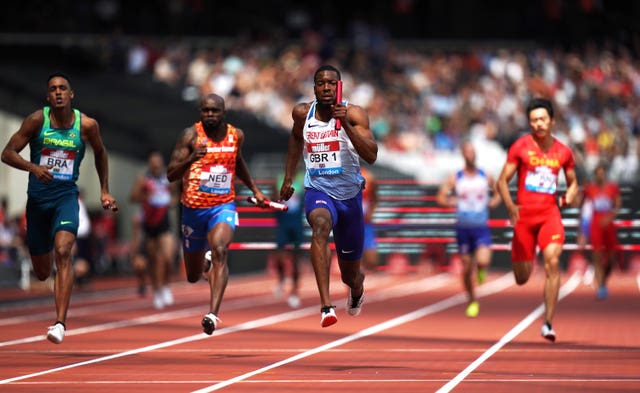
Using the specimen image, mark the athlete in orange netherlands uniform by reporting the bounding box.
[496,97,578,343]
[167,94,266,335]
[581,163,621,299]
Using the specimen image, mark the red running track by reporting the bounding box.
[0,263,639,393]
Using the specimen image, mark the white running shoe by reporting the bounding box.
[287,294,301,309]
[201,312,221,335]
[320,306,337,327]
[541,323,556,342]
[153,291,164,310]
[161,286,174,306]
[346,288,364,316]
[46,322,65,344]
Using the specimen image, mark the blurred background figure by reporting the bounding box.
[360,166,380,272]
[581,163,622,300]
[271,169,305,308]
[129,207,148,297]
[130,149,178,309]
[72,190,92,287]
[437,141,501,318]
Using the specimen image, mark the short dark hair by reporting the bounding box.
[314,65,341,81]
[526,97,554,119]
[47,72,71,86]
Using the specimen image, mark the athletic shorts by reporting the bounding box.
[304,188,364,261]
[275,213,304,249]
[180,202,238,252]
[511,211,564,262]
[143,214,171,238]
[363,222,378,250]
[26,193,79,255]
[456,225,492,255]
[589,220,617,252]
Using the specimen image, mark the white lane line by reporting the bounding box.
[435,271,582,393]
[0,273,455,385]
[190,273,515,393]
[11,377,640,386]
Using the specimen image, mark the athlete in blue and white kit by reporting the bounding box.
[437,141,501,317]
[279,65,378,327]
[1,73,116,343]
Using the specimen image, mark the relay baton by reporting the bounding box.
[247,197,289,211]
[335,80,342,130]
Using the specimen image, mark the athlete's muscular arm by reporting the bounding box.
[561,167,579,207]
[334,103,377,164]
[280,103,307,202]
[234,128,266,204]
[167,127,204,183]
[129,174,147,204]
[487,174,503,209]
[83,114,117,210]
[497,161,519,225]
[436,174,457,208]
[1,110,53,182]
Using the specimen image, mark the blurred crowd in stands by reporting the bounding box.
[121,29,640,185]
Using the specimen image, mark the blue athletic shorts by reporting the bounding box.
[26,192,79,255]
[456,225,492,255]
[363,222,378,250]
[304,188,364,261]
[180,202,238,252]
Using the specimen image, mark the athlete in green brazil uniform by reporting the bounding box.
[1,72,117,344]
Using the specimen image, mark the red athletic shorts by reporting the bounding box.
[589,217,617,252]
[511,210,564,262]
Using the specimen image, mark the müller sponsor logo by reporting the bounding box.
[312,143,331,152]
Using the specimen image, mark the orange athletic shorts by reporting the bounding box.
[511,210,565,262]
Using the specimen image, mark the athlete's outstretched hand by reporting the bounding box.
[101,192,118,212]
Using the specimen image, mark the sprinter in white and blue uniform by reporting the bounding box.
[279,65,378,328]
[436,141,501,318]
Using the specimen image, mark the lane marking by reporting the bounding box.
[0,273,455,385]
[9,377,640,386]
[191,273,515,393]
[436,271,582,393]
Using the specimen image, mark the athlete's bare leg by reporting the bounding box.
[205,223,233,315]
[542,243,563,324]
[307,208,333,308]
[460,253,474,301]
[51,231,76,323]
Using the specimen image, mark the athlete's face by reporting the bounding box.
[594,166,606,184]
[528,107,553,138]
[313,71,340,107]
[461,142,476,167]
[147,152,164,177]
[46,77,74,109]
[200,97,224,128]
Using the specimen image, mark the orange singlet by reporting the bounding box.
[181,122,238,209]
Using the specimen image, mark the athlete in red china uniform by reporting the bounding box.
[496,97,578,342]
[581,163,621,299]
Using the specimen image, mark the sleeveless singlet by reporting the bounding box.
[455,168,490,227]
[181,122,238,208]
[28,106,85,201]
[302,101,363,200]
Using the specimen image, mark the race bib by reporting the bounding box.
[40,148,75,181]
[307,141,342,176]
[524,166,557,194]
[199,165,232,194]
